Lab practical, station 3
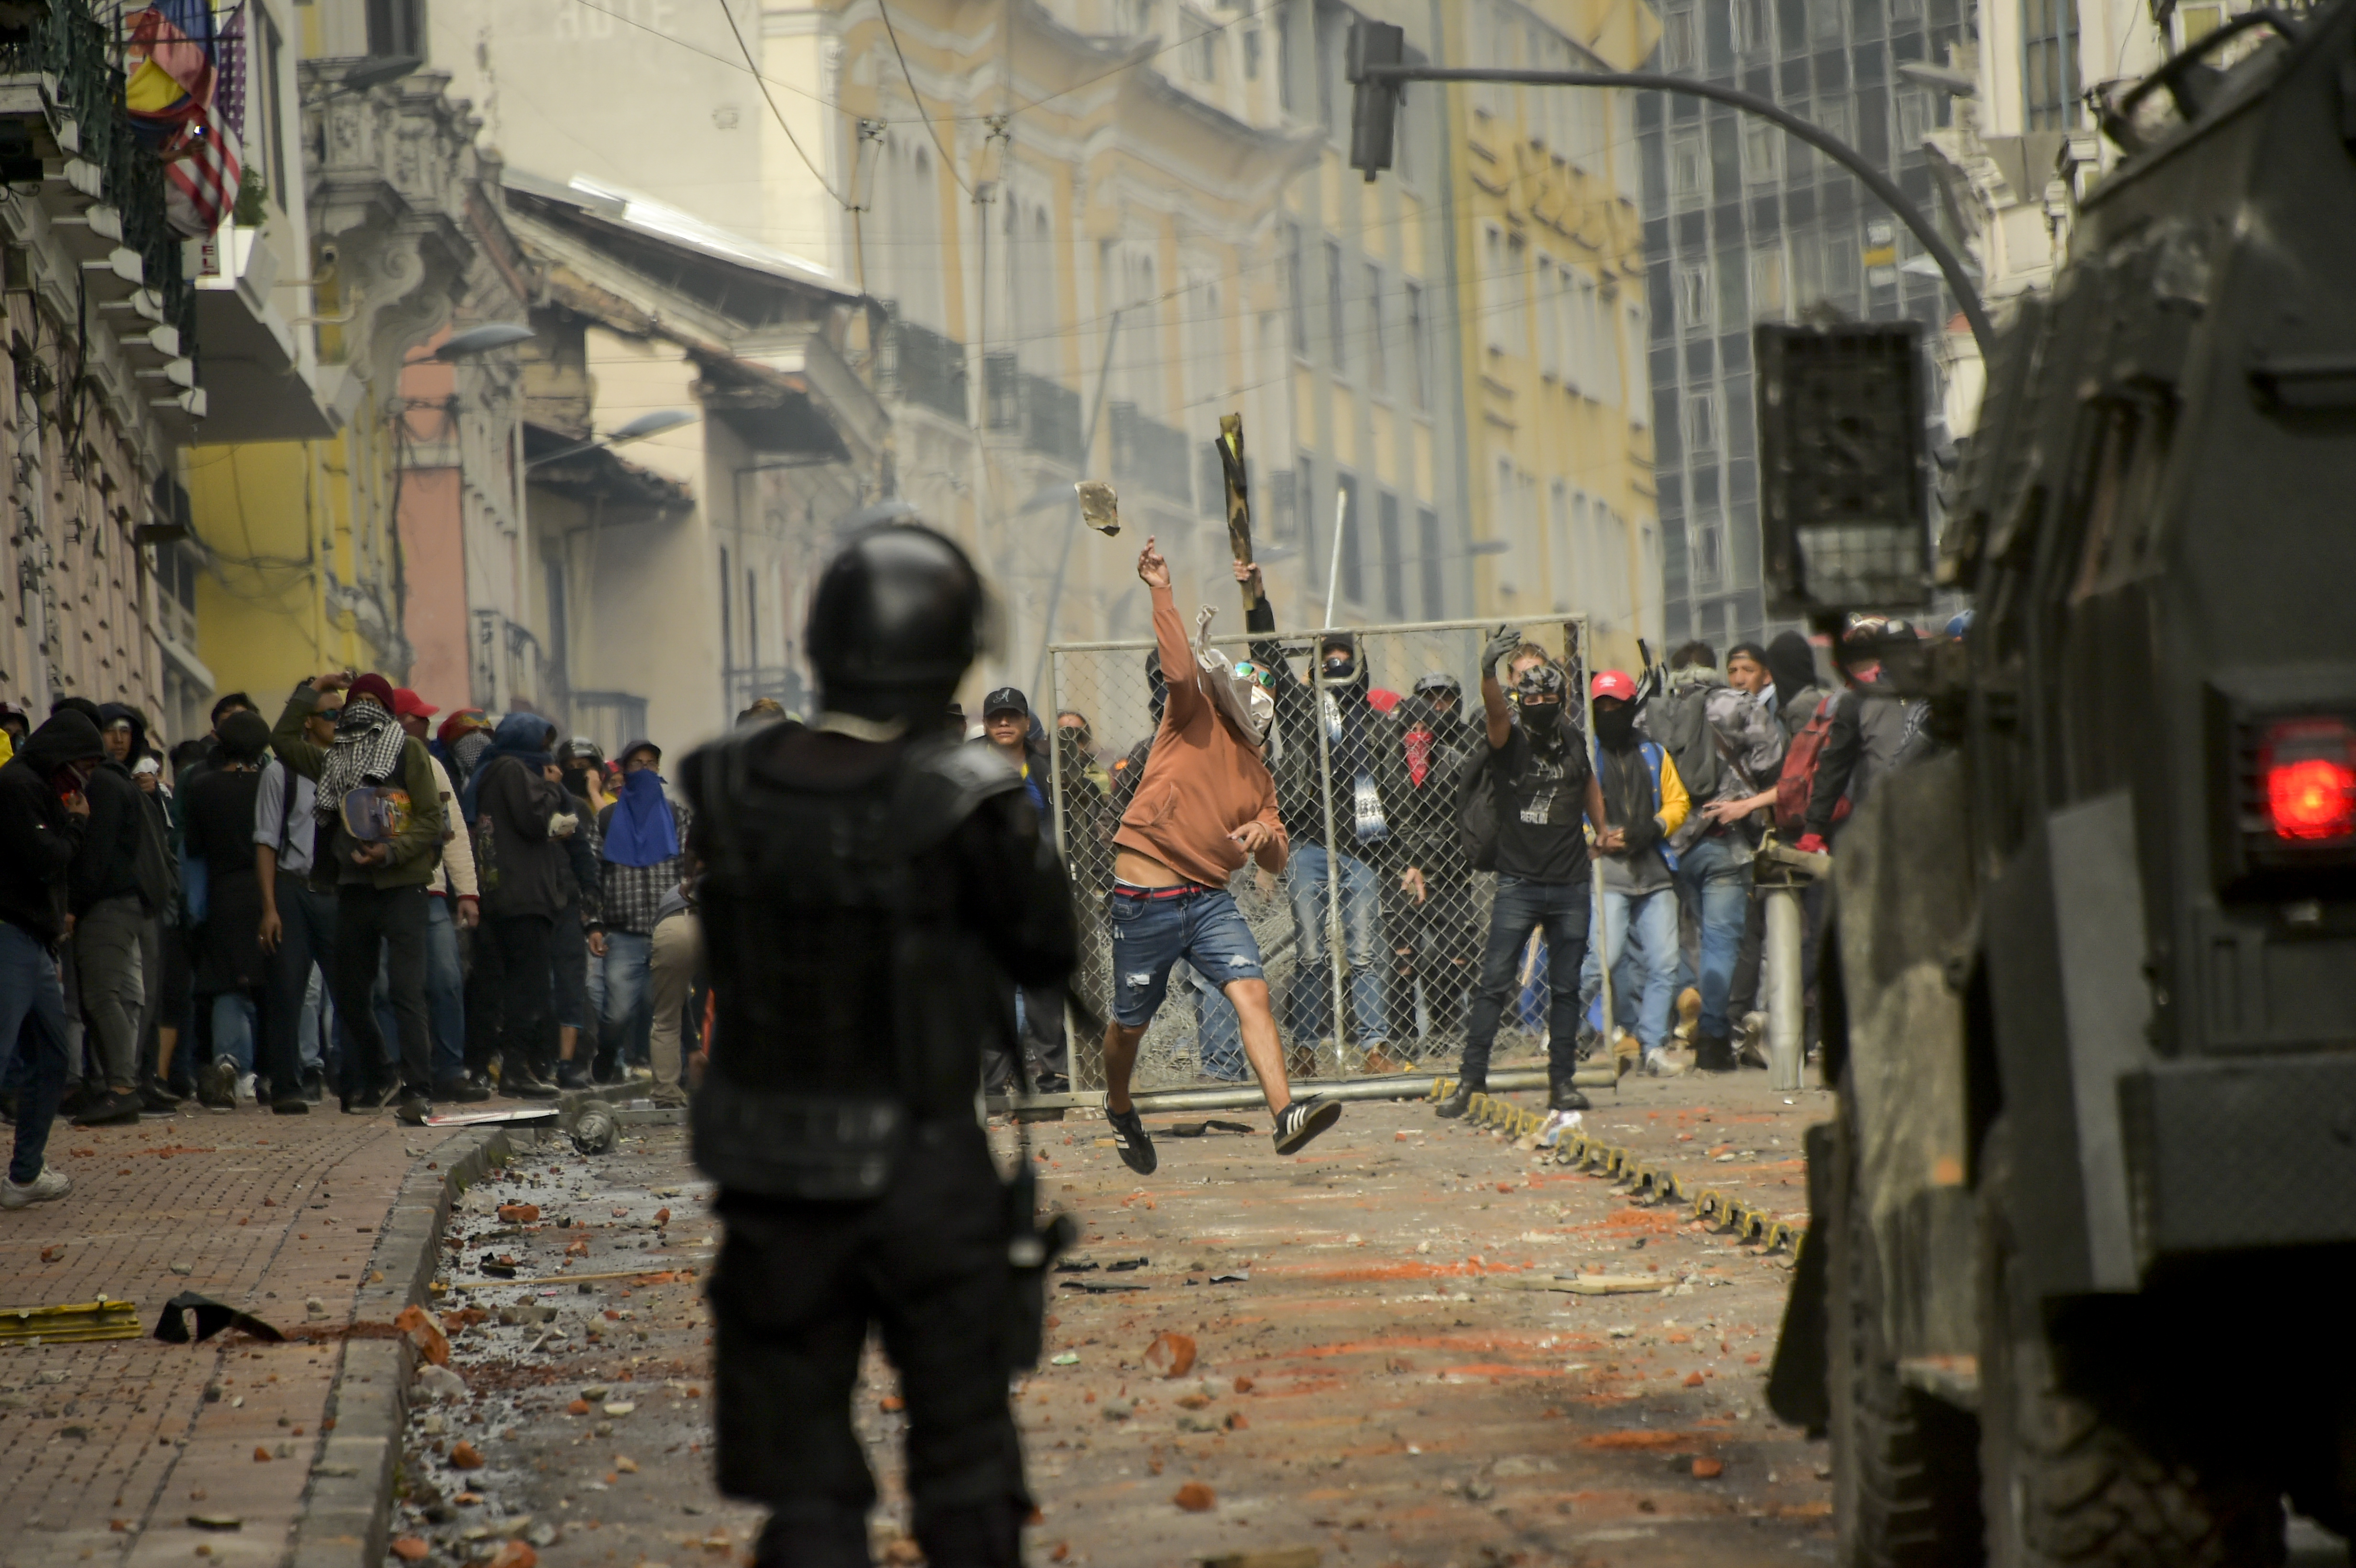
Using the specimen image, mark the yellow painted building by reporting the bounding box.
[1441,0,1663,672]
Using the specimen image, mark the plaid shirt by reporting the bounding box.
[595,791,693,936]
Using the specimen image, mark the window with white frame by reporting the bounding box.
[1686,389,1717,453]
[1662,7,1697,69]
[1364,261,1388,397]
[1494,455,1525,597]
[1669,131,1706,203]
[1326,238,1347,371]
[1742,119,1781,182]
[1505,233,1528,355]
[1897,86,1933,149]
[1678,261,1711,336]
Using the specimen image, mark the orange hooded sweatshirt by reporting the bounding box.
[1110,581,1287,889]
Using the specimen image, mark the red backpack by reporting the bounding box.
[1775,700,1852,836]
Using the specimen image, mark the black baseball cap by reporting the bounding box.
[981,687,1029,719]
[1412,672,1462,697]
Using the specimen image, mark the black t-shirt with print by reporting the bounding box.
[1488,719,1593,883]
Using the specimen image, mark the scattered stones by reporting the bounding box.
[1693,1457,1725,1479]
[601,1402,634,1417]
[1171,1482,1216,1512]
[415,1364,469,1402]
[447,1441,485,1470]
[390,1538,430,1561]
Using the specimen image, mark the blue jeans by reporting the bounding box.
[1107,885,1262,1028]
[1284,843,1389,1048]
[600,930,654,1067]
[1672,834,1751,1040]
[1587,886,1681,1055]
[212,992,258,1075]
[1462,876,1590,1086]
[0,923,72,1182]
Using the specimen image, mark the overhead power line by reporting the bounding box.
[713,0,850,207]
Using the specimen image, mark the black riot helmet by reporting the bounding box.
[808,522,987,725]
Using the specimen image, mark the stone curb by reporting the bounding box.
[288,1123,535,1568]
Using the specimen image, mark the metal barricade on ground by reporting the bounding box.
[1047,615,1594,1095]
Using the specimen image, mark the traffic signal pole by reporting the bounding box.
[1344,29,1996,361]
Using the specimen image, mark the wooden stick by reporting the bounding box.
[1217,413,1257,610]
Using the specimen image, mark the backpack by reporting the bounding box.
[1648,682,1722,805]
[131,791,179,917]
[1456,737,1499,872]
[1775,697,1853,835]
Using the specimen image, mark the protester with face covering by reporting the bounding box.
[1584,671,1691,1076]
[435,709,494,791]
[462,713,577,1099]
[1385,675,1482,1055]
[0,709,102,1205]
[589,740,690,1097]
[269,673,448,1121]
[1239,563,1408,1075]
[53,697,148,1127]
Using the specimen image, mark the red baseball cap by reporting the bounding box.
[391,688,440,719]
[1591,670,1638,703]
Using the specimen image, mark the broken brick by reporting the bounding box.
[1171,1482,1216,1512]
[448,1441,485,1470]
[1692,1457,1725,1479]
[394,1306,451,1367]
[391,1539,430,1562]
[1143,1332,1197,1379]
[497,1204,540,1223]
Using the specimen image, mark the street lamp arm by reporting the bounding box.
[1358,65,1995,359]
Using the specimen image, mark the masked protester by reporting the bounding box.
[1239,564,1409,1076]
[685,521,1075,1568]
[268,673,449,1122]
[1439,631,1609,1121]
[1386,674,1481,1052]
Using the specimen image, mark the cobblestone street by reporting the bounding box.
[386,1073,1836,1568]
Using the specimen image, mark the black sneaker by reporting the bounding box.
[434,1077,491,1103]
[1693,1034,1736,1074]
[395,1094,432,1126]
[138,1079,184,1115]
[356,1078,401,1111]
[1548,1081,1593,1111]
[1273,1096,1341,1154]
[555,1061,590,1092]
[1434,1081,1482,1119]
[1105,1106,1157,1175]
[74,1087,142,1127]
[507,1066,560,1100]
[270,1096,311,1116]
[302,1068,326,1103]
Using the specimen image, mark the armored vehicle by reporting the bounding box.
[1766,4,2356,1564]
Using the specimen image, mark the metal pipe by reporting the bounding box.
[1358,65,1996,360]
[1309,607,1350,1079]
[1764,885,1804,1091]
[990,1063,1618,1115]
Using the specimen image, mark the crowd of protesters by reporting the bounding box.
[1028,566,1943,1116]
[0,673,726,1211]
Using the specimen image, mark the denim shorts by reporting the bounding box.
[1107,883,1263,1028]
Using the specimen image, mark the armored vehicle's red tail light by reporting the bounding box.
[2262,720,2356,844]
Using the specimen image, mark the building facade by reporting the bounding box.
[0,0,230,734]
[1639,0,1967,649]
[1434,0,1662,671]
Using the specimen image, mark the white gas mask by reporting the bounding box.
[1193,606,1276,745]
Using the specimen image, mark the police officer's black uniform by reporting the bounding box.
[685,524,1076,1568]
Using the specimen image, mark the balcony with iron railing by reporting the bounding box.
[983,352,1086,467]
[0,0,199,398]
[889,316,968,422]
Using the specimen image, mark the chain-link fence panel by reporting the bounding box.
[1048,614,1595,1094]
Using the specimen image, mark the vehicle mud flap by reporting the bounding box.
[1767,1118,1836,1432]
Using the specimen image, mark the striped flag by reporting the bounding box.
[163,114,240,238]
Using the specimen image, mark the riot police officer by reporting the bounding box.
[685,523,1077,1568]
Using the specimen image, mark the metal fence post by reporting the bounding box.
[1310,635,1349,1081]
